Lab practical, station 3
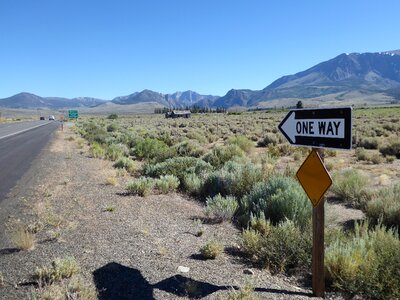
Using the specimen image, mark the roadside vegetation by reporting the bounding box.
[30,257,96,299]
[71,107,400,298]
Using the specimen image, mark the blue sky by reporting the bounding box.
[1,0,399,99]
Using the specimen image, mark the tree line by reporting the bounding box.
[154,106,227,114]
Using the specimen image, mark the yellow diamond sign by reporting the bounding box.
[296,149,332,207]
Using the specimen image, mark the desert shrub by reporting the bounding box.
[107,113,118,120]
[260,153,277,177]
[240,229,262,258]
[82,122,108,144]
[105,143,127,161]
[240,220,311,272]
[113,157,138,174]
[200,240,224,259]
[370,153,384,164]
[203,144,244,168]
[126,177,155,197]
[366,183,400,228]
[186,131,208,144]
[386,155,396,163]
[382,123,398,132]
[172,140,205,157]
[157,131,174,146]
[325,149,337,157]
[266,145,281,158]
[239,176,311,227]
[202,160,263,199]
[133,137,174,161]
[204,194,238,222]
[355,147,369,161]
[34,257,80,284]
[182,173,205,195]
[227,135,254,153]
[155,175,180,193]
[257,133,279,147]
[249,214,272,235]
[106,122,119,132]
[144,156,213,182]
[325,223,400,299]
[379,141,400,158]
[89,142,105,158]
[332,169,371,209]
[358,137,379,149]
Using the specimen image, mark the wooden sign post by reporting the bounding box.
[312,148,325,297]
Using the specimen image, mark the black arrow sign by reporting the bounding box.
[278,107,352,150]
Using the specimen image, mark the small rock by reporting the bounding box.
[177,266,190,273]
[243,268,254,275]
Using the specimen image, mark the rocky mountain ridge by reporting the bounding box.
[2,50,399,109]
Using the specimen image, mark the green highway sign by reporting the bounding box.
[68,110,79,119]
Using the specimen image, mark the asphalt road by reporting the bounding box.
[0,120,53,139]
[0,121,59,202]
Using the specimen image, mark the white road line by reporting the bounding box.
[0,121,53,140]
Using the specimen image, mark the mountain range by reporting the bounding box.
[1,50,399,110]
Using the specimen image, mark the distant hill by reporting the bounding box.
[0,92,106,109]
[216,50,400,108]
[112,89,218,108]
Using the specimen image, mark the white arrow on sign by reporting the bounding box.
[280,111,345,144]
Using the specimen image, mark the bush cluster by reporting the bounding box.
[133,137,173,161]
[113,157,138,174]
[204,194,238,222]
[172,140,205,157]
[240,219,311,272]
[325,223,400,299]
[203,160,263,199]
[257,133,279,147]
[144,156,212,182]
[238,176,311,227]
[126,177,155,197]
[358,137,379,149]
[366,183,400,228]
[203,144,244,168]
[155,175,180,194]
[331,169,372,209]
[226,135,254,153]
[379,141,400,158]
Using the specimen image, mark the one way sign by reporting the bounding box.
[278,107,352,150]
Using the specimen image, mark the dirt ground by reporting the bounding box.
[0,127,356,299]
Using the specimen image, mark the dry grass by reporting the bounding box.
[29,276,97,300]
[224,281,261,300]
[105,175,118,186]
[34,257,80,284]
[10,225,35,251]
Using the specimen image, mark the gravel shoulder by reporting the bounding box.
[0,127,323,299]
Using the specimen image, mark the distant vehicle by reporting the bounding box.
[49,115,55,120]
[40,116,45,120]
